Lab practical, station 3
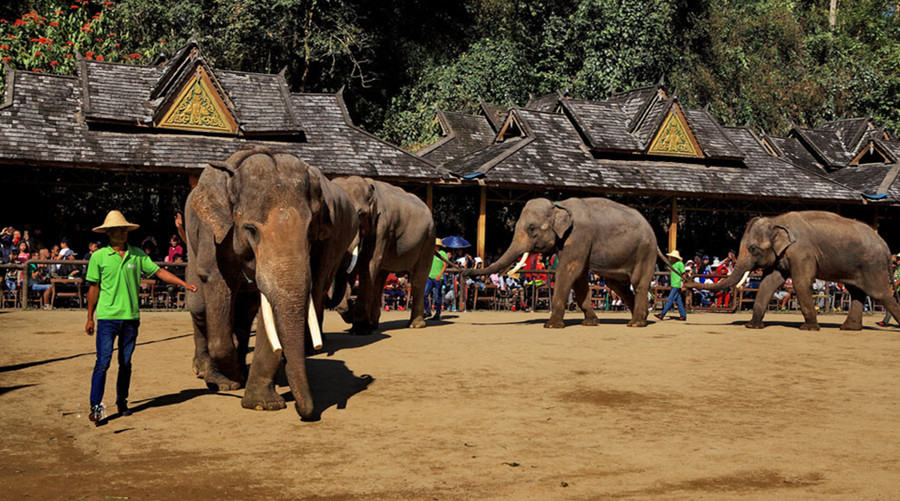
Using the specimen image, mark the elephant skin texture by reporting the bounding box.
[688,210,900,330]
[332,176,435,334]
[465,197,662,328]
[186,147,358,419]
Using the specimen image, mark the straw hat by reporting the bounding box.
[93,210,140,233]
[435,238,445,247]
[666,250,683,261]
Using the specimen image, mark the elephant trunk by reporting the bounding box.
[467,239,531,277]
[690,252,755,291]
[258,262,315,419]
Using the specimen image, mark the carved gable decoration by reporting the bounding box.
[646,106,703,158]
[156,66,238,134]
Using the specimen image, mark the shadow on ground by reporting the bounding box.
[280,357,374,422]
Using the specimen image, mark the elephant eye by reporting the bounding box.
[748,245,760,254]
[242,223,259,245]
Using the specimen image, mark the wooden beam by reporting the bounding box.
[426,184,433,210]
[477,185,486,258]
[668,197,678,252]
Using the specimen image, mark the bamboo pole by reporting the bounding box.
[477,185,486,258]
[668,197,678,253]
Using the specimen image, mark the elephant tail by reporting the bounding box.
[657,247,685,278]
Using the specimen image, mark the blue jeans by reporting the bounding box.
[90,319,140,407]
[424,277,443,317]
[660,287,686,318]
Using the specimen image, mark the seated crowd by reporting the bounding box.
[0,225,188,309]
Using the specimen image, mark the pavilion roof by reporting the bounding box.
[427,85,864,203]
[0,41,447,182]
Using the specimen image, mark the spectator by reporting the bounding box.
[165,234,183,263]
[383,272,406,310]
[655,250,687,321]
[29,248,53,309]
[714,256,733,307]
[16,240,31,262]
[774,278,793,311]
[3,248,19,291]
[82,241,100,261]
[0,226,14,262]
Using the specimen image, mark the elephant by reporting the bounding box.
[463,197,667,328]
[688,211,900,331]
[331,176,435,334]
[186,147,358,418]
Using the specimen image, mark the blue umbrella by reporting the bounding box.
[442,236,471,249]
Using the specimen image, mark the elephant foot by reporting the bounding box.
[544,319,565,329]
[627,319,648,327]
[350,322,376,335]
[241,383,286,411]
[204,370,242,391]
[799,322,821,331]
[840,322,862,331]
[744,321,765,329]
[192,354,210,377]
[408,316,426,329]
[582,317,600,327]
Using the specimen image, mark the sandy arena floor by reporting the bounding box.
[0,307,898,500]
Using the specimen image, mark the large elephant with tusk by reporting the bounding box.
[332,176,435,334]
[463,197,667,328]
[186,147,358,419]
[687,211,900,331]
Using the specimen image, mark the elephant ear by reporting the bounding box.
[190,163,234,244]
[308,166,333,241]
[551,204,573,239]
[365,178,381,227]
[771,225,795,258]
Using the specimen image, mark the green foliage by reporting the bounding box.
[0,0,164,92]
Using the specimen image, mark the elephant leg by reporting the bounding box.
[407,249,430,329]
[841,285,866,331]
[335,282,354,324]
[606,278,635,313]
[544,258,585,329]
[791,271,820,331]
[748,271,785,329]
[573,271,599,326]
[233,291,259,383]
[195,280,242,391]
[868,282,900,328]
[367,270,391,331]
[242,316,287,411]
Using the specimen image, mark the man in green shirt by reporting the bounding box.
[85,210,197,423]
[424,238,449,321]
[655,250,687,321]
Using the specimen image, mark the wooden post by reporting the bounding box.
[477,185,486,258]
[873,206,879,231]
[426,184,433,210]
[668,197,678,253]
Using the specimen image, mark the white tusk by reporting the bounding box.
[260,293,282,356]
[308,293,323,351]
[735,270,751,289]
[346,245,359,274]
[508,252,530,275]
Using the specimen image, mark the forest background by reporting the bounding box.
[1,0,899,150]
[0,0,899,254]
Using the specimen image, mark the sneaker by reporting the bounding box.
[117,404,133,416]
[89,404,104,422]
[432,314,441,321]
[876,321,888,327]
[42,304,55,310]
[655,314,664,320]
[676,317,686,321]
[424,311,433,319]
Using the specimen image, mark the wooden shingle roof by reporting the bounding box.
[426,85,864,203]
[0,42,446,182]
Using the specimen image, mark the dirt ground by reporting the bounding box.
[1,307,899,500]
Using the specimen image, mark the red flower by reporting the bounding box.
[85,51,94,56]
[66,54,72,59]
[0,19,6,23]
[50,60,58,66]
[34,51,41,56]
[0,45,8,50]
[49,21,58,26]
[114,43,119,47]
[71,5,79,9]
[130,53,142,59]
[85,54,93,60]
[32,68,42,72]
[95,55,104,61]
[1,57,9,63]
[66,41,74,45]
[55,10,63,15]
[14,19,27,26]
